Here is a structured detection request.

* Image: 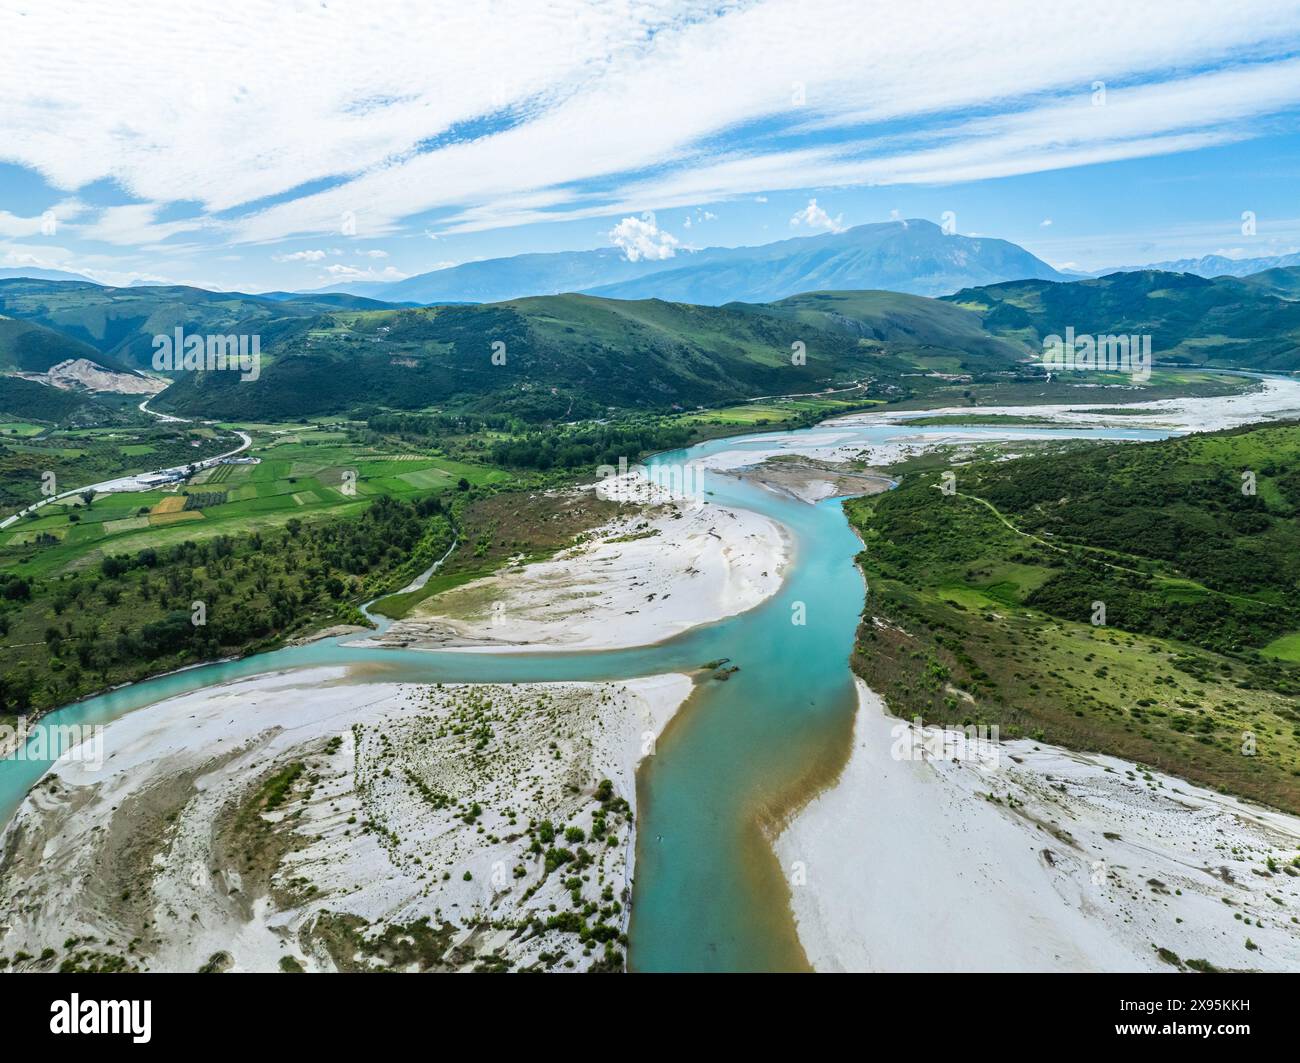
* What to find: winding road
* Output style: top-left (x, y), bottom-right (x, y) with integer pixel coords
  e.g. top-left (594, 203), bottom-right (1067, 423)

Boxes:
top-left (0, 399), bottom-right (252, 530)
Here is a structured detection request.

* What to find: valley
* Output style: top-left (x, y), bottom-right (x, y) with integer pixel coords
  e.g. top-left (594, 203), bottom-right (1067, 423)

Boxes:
top-left (0, 248), bottom-right (1298, 979)
top-left (3, 378), bottom-right (1300, 975)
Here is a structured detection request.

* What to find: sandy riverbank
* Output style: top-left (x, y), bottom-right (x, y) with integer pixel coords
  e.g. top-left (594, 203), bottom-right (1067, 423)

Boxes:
top-left (364, 474), bottom-right (790, 653)
top-left (0, 665), bottom-right (692, 973)
top-left (776, 680), bottom-right (1300, 972)
top-left (721, 457), bottom-right (894, 504)
top-left (868, 374), bottom-right (1300, 434)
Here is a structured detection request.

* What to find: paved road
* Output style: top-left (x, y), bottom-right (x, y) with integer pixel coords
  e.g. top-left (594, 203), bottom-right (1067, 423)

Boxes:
top-left (0, 410), bottom-right (252, 530)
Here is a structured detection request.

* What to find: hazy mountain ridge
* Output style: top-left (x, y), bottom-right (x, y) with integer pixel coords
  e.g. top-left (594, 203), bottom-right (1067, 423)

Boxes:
top-left (318, 219), bottom-right (1063, 305)
top-left (584, 220), bottom-right (1063, 302)
top-left (1090, 250), bottom-right (1300, 279)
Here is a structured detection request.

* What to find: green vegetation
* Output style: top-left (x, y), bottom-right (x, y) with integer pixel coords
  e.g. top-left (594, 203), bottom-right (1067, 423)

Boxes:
top-left (0, 375), bottom-right (117, 424)
top-left (0, 489), bottom-right (455, 715)
top-left (151, 291), bottom-right (958, 422)
top-left (0, 422), bottom-right (238, 514)
top-left (847, 420), bottom-right (1300, 813)
top-left (369, 484), bottom-right (625, 619)
top-left (0, 277), bottom-right (391, 372)
top-left (944, 268), bottom-right (1300, 373)
top-left (0, 313), bottom-right (130, 374)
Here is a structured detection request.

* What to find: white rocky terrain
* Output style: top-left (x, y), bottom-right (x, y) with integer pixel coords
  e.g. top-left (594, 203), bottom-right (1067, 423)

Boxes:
top-left (0, 667), bottom-right (692, 973)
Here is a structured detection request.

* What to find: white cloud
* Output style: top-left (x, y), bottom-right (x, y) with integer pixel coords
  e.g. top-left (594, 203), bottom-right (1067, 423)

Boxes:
top-left (361, 249), bottom-right (389, 258)
top-left (76, 203), bottom-right (210, 246)
top-left (0, 211), bottom-right (51, 239)
top-left (1040, 218), bottom-right (1053, 227)
top-left (0, 199), bottom-right (87, 238)
top-left (790, 198), bottom-right (844, 233)
top-left (608, 214), bottom-right (679, 261)
top-left (273, 249), bottom-right (328, 262)
top-left (0, 241), bottom-right (191, 286)
top-left (2, 0), bottom-right (1300, 254)
top-left (322, 263), bottom-right (409, 281)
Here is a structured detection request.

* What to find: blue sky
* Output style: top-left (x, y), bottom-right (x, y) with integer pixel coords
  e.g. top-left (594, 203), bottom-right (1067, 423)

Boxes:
top-left (2, 1), bottom-right (1300, 291)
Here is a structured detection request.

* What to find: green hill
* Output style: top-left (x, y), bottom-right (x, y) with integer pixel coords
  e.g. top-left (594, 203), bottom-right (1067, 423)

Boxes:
top-left (0, 279), bottom-right (392, 373)
top-left (848, 419), bottom-right (1300, 813)
top-left (0, 375), bottom-right (102, 423)
top-left (151, 290), bottom-right (1016, 421)
top-left (0, 315), bottom-right (133, 375)
top-left (943, 269), bottom-right (1300, 373)
top-left (6, 270), bottom-right (1299, 424)
top-left (1234, 265), bottom-right (1300, 301)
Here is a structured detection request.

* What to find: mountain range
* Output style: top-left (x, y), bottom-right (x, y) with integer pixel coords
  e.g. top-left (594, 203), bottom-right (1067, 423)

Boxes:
top-left (1092, 251), bottom-right (1300, 279)
top-left (0, 279), bottom-right (395, 374)
top-left (0, 267), bottom-right (98, 284)
top-left (321, 219), bottom-right (1065, 305)
top-left (5, 247), bottom-right (1300, 428)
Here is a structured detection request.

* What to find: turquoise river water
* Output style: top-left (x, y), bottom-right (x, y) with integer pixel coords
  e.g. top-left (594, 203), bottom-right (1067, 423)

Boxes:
top-left (0, 421), bottom-right (1168, 971)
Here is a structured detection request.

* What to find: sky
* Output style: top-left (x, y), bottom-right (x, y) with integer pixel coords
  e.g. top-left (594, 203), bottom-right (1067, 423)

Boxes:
top-left (2, 0), bottom-right (1300, 292)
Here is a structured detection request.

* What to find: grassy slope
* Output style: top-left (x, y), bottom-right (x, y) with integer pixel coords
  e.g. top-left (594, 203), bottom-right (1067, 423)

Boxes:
top-left (0, 316), bottom-right (133, 374)
top-left (846, 421), bottom-right (1300, 814)
top-left (943, 269), bottom-right (1300, 373)
top-left (4, 273), bottom-right (1282, 425)
top-left (152, 291), bottom-right (952, 421)
top-left (0, 278), bottom-right (387, 372)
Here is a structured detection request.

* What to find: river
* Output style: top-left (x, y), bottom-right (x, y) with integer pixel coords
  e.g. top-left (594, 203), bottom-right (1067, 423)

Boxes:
top-left (0, 419), bottom-right (1195, 971)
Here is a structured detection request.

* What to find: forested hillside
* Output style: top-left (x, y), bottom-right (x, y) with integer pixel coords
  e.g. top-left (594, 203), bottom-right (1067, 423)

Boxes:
top-left (848, 420), bottom-right (1300, 812)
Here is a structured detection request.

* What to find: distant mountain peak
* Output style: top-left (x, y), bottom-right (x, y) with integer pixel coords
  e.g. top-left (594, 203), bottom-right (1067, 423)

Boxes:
top-left (345, 218), bottom-right (1060, 306)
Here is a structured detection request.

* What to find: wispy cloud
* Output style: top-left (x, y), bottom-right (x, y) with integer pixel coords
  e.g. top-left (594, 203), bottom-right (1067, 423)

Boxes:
top-left (274, 249), bottom-right (328, 262)
top-left (2, 0), bottom-right (1300, 270)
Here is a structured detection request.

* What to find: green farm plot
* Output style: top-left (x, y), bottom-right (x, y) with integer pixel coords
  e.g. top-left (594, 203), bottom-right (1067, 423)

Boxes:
top-left (935, 562), bottom-right (1052, 613)
top-left (674, 396), bottom-right (878, 427)
top-left (936, 585), bottom-right (1000, 610)
top-left (397, 467), bottom-right (452, 489)
top-left (103, 516), bottom-right (151, 534)
top-left (0, 422), bottom-right (46, 437)
top-left (65, 522), bottom-right (108, 544)
top-left (1262, 632), bottom-right (1300, 662)
top-left (203, 464), bottom-right (236, 484)
top-left (0, 418), bottom-right (511, 588)
top-left (8, 525), bottom-right (67, 546)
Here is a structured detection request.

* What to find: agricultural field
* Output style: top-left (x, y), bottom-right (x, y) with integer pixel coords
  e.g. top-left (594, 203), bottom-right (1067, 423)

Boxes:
top-left (0, 418), bottom-right (532, 713)
top-left (0, 422), bottom-right (45, 438)
top-left (1, 422), bottom-right (513, 581)
top-left (0, 421), bottom-right (239, 518)
top-left (670, 393), bottom-right (882, 428)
